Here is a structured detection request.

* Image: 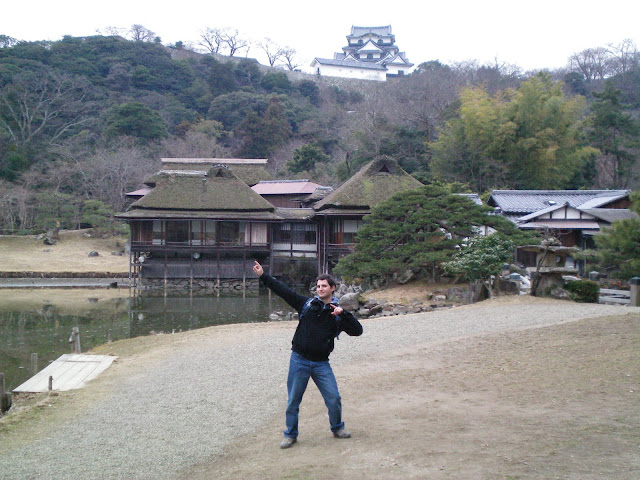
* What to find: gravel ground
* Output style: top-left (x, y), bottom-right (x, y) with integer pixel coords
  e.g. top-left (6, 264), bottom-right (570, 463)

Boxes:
top-left (1, 297), bottom-right (638, 480)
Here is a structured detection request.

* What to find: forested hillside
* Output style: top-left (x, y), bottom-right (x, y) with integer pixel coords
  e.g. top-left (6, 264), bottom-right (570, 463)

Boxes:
top-left (0, 33), bottom-right (639, 233)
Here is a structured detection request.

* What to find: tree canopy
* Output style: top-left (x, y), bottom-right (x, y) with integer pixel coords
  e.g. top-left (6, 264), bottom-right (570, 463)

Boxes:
top-left (594, 191), bottom-right (640, 279)
top-left (430, 73), bottom-right (598, 191)
top-left (333, 184), bottom-right (532, 283)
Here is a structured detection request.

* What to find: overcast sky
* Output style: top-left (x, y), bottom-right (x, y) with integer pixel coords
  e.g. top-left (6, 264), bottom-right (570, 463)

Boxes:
top-left (3, 0), bottom-right (639, 73)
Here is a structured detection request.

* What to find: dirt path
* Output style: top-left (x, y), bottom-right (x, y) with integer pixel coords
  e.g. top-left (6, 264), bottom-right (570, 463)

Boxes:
top-left (185, 314), bottom-right (640, 480)
top-left (1, 298), bottom-right (639, 480)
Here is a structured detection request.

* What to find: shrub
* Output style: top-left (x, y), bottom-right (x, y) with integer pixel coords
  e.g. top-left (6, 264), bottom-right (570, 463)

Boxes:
top-left (565, 279), bottom-right (600, 303)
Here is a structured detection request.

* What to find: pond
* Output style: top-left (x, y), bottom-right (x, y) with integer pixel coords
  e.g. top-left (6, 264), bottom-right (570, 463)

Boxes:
top-left (0, 289), bottom-right (293, 392)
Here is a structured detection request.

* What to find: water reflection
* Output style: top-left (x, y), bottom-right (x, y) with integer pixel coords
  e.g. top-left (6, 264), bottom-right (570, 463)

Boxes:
top-left (0, 289), bottom-right (292, 392)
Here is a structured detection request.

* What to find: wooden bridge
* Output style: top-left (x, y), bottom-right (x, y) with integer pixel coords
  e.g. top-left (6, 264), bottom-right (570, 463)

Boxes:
top-left (12, 354), bottom-right (117, 393)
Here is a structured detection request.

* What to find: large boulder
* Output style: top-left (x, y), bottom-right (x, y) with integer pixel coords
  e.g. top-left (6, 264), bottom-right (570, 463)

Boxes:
top-left (338, 292), bottom-right (363, 310)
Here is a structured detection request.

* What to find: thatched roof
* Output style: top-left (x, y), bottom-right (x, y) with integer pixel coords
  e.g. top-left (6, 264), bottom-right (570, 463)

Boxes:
top-left (144, 158), bottom-right (273, 187)
top-left (118, 166), bottom-right (278, 220)
top-left (314, 158), bottom-right (423, 213)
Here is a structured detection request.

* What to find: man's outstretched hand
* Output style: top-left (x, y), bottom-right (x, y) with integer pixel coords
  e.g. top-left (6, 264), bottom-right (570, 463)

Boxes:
top-left (252, 260), bottom-right (264, 276)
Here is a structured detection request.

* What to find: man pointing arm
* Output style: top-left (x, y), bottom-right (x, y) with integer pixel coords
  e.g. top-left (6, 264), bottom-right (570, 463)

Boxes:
top-left (252, 260), bottom-right (362, 449)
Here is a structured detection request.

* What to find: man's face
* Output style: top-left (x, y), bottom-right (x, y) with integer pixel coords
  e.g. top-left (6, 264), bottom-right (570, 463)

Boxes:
top-left (316, 279), bottom-right (335, 302)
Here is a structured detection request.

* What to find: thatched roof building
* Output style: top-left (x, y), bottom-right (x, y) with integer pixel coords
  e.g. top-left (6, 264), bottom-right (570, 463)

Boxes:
top-left (314, 158), bottom-right (423, 215)
top-left (142, 158), bottom-right (273, 188)
top-left (118, 165), bottom-right (279, 221)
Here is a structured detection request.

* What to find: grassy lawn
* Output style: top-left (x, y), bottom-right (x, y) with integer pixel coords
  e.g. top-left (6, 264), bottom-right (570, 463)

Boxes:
top-left (0, 230), bottom-right (129, 274)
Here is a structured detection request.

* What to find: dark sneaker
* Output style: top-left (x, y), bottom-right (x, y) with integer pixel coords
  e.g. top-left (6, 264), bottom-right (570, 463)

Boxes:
top-left (333, 429), bottom-right (351, 439)
top-left (280, 437), bottom-right (297, 449)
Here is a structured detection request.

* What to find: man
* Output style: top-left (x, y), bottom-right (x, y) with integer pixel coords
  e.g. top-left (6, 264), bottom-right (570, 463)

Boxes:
top-left (252, 260), bottom-right (363, 449)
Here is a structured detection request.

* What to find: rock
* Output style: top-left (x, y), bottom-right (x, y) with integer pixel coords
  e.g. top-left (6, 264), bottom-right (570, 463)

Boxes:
top-left (269, 313), bottom-right (280, 321)
top-left (357, 308), bottom-right (371, 317)
top-left (395, 269), bottom-right (415, 285)
top-left (338, 292), bottom-right (362, 310)
top-left (393, 305), bottom-right (408, 315)
top-left (363, 298), bottom-right (380, 308)
top-left (549, 287), bottom-right (570, 300)
top-left (43, 237), bottom-right (57, 245)
top-left (433, 294), bottom-right (447, 302)
top-left (365, 303), bottom-right (383, 315)
top-left (88, 251), bottom-right (99, 257)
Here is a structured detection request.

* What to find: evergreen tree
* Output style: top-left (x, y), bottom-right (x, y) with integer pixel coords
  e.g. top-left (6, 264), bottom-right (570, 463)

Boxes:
top-left (334, 185), bottom-right (531, 283)
top-left (594, 191), bottom-right (640, 279)
top-left (588, 80), bottom-right (640, 188)
top-left (287, 143), bottom-right (329, 172)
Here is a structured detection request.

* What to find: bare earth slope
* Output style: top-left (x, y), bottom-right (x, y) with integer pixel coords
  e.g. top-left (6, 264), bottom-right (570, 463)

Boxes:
top-left (1, 297), bottom-right (638, 480)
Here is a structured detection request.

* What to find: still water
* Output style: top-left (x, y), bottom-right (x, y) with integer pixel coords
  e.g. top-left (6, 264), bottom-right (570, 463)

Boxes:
top-left (0, 289), bottom-right (293, 392)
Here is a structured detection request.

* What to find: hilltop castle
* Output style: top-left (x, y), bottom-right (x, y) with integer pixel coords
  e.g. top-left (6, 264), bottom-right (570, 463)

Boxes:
top-left (311, 25), bottom-right (414, 81)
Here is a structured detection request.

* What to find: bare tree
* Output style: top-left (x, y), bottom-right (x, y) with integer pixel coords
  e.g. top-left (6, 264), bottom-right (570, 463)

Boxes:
top-left (259, 38), bottom-right (285, 67)
top-left (568, 47), bottom-right (614, 81)
top-left (128, 24), bottom-right (156, 43)
top-left (280, 47), bottom-right (299, 71)
top-left (161, 130), bottom-right (230, 160)
top-left (199, 27), bottom-right (227, 54)
top-left (607, 39), bottom-right (640, 79)
top-left (222, 29), bottom-right (249, 57)
top-left (0, 71), bottom-right (94, 148)
top-left (97, 26), bottom-right (126, 37)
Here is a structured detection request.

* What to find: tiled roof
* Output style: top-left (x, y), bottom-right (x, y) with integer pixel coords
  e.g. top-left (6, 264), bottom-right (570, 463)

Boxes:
top-left (582, 208), bottom-right (638, 223)
top-left (349, 26), bottom-right (393, 37)
top-left (312, 57), bottom-right (387, 70)
top-left (518, 220), bottom-right (601, 230)
top-left (489, 190), bottom-right (630, 214)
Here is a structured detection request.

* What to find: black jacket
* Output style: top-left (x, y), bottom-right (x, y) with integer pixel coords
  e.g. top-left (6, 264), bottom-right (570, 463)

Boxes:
top-left (260, 274), bottom-right (363, 361)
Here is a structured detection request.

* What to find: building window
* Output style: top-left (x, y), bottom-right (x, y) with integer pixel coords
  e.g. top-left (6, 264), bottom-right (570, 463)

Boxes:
top-left (275, 223), bottom-right (316, 245)
top-left (330, 219), bottom-right (363, 245)
top-left (166, 220), bottom-right (189, 244)
top-left (152, 220), bottom-right (164, 245)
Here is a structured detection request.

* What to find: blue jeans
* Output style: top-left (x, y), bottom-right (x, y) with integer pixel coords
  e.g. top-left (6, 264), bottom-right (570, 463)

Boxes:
top-left (284, 351), bottom-right (344, 438)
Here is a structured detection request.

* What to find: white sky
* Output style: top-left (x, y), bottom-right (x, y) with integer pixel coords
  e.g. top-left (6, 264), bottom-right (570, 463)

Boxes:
top-left (3, 0), bottom-right (639, 73)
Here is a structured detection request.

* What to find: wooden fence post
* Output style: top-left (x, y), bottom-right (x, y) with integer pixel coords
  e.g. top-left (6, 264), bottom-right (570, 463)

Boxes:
top-left (0, 373), bottom-right (11, 412)
top-left (69, 327), bottom-right (81, 354)
top-left (630, 277), bottom-right (640, 307)
top-left (30, 353), bottom-right (38, 376)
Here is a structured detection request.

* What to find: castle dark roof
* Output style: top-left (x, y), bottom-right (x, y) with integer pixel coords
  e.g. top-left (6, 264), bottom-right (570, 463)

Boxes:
top-left (348, 26), bottom-right (394, 38)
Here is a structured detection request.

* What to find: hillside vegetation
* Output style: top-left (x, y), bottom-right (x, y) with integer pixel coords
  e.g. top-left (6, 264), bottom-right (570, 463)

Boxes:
top-left (0, 34), bottom-right (639, 234)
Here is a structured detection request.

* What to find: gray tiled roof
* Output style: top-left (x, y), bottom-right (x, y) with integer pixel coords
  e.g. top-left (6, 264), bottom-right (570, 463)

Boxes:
top-left (312, 57), bottom-right (387, 70)
top-left (489, 190), bottom-right (630, 214)
top-left (582, 208), bottom-right (638, 223)
top-left (349, 26), bottom-right (393, 37)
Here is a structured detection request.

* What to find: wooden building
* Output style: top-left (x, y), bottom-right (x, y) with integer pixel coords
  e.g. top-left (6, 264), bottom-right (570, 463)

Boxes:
top-left (313, 158), bottom-right (423, 272)
top-left (117, 163), bottom-right (280, 290)
top-left (118, 157), bottom-right (426, 288)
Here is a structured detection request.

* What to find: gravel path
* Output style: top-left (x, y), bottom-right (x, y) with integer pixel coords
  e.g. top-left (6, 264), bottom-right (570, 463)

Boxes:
top-left (1, 299), bottom-right (638, 480)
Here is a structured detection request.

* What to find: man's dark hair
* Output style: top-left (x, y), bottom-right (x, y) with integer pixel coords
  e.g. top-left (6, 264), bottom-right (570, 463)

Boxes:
top-left (316, 273), bottom-right (336, 288)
